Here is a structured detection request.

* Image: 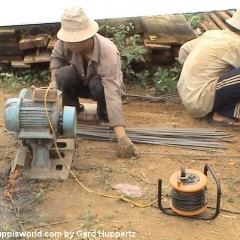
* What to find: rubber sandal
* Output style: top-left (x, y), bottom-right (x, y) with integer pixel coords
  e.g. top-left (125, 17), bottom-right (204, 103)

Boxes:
top-left (98, 118), bottom-right (109, 126)
top-left (209, 117), bottom-right (240, 129)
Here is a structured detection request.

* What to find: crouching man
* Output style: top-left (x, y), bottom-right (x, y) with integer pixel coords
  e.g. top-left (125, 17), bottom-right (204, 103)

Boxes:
top-left (50, 6), bottom-right (139, 158)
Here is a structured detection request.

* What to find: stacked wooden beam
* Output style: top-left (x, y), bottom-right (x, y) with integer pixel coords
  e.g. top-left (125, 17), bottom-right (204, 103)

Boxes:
top-left (141, 14), bottom-right (198, 64)
top-left (0, 10), bottom-right (236, 69)
top-left (197, 9), bottom-right (235, 34)
top-left (0, 23), bottom-right (59, 68)
top-left (0, 27), bottom-right (23, 65)
top-left (19, 34), bottom-right (51, 66)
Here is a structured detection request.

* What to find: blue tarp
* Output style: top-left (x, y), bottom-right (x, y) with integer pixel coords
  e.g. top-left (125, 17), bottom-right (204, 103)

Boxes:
top-left (0, 0), bottom-right (239, 27)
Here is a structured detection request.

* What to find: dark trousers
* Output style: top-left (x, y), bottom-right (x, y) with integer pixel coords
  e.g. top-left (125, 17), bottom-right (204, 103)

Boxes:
top-left (55, 65), bottom-right (108, 121)
top-left (212, 67), bottom-right (240, 118)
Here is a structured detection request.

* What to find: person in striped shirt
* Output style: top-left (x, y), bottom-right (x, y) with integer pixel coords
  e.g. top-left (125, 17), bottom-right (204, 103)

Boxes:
top-left (177, 9), bottom-right (240, 127)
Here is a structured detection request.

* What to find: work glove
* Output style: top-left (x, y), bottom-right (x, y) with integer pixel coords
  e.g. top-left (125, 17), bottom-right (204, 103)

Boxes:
top-left (116, 136), bottom-right (139, 159)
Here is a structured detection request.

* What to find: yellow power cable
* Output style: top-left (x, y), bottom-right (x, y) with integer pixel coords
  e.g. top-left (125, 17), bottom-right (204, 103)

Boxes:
top-left (44, 86), bottom-right (167, 208)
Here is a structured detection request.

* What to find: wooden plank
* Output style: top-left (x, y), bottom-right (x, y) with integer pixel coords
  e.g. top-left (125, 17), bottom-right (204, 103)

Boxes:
top-left (141, 14), bottom-right (197, 46)
top-left (195, 28), bottom-right (203, 36)
top-left (217, 11), bottom-right (232, 20)
top-left (19, 34), bottom-right (49, 50)
top-left (11, 61), bottom-right (31, 68)
top-left (0, 42), bottom-right (23, 55)
top-left (24, 48), bottom-right (51, 63)
top-left (209, 12), bottom-right (227, 29)
top-left (47, 38), bottom-right (58, 50)
top-left (200, 21), bottom-right (210, 31)
top-left (0, 28), bottom-right (15, 35)
top-left (0, 37), bottom-right (18, 41)
top-left (143, 39), bottom-right (171, 49)
top-left (0, 28), bottom-right (18, 41)
top-left (0, 55), bottom-right (22, 61)
top-left (205, 16), bottom-right (220, 30)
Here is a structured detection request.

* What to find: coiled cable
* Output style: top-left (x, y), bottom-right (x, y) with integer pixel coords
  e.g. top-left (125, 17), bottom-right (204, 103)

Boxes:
top-left (171, 188), bottom-right (208, 211)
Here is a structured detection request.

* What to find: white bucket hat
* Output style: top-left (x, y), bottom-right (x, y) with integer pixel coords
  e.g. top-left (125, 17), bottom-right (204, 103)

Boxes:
top-left (57, 6), bottom-right (99, 42)
top-left (226, 9), bottom-right (240, 31)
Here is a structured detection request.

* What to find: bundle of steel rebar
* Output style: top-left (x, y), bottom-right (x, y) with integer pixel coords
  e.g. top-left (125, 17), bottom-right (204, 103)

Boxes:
top-left (76, 125), bottom-right (235, 151)
top-left (122, 93), bottom-right (182, 103)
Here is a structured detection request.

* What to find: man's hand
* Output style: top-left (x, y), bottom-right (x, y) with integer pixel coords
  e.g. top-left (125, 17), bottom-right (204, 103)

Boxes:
top-left (116, 136), bottom-right (139, 158)
top-left (49, 81), bottom-right (58, 89)
top-left (49, 82), bottom-right (62, 96)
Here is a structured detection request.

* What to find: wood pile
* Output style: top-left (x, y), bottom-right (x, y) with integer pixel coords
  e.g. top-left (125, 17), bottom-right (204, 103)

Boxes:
top-left (0, 10), bottom-right (236, 69)
top-left (196, 9), bottom-right (235, 35)
top-left (0, 28), bottom-right (23, 65)
top-left (0, 23), bottom-right (59, 68)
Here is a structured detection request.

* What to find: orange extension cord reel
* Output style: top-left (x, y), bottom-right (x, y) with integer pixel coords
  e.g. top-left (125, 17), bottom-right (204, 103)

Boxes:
top-left (158, 164), bottom-right (221, 220)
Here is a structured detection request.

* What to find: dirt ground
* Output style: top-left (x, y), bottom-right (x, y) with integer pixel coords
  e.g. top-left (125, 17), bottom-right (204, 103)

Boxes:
top-left (0, 86), bottom-right (240, 240)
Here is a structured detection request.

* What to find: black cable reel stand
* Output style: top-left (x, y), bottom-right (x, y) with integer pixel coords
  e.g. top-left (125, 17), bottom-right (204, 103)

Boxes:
top-left (158, 164), bottom-right (221, 220)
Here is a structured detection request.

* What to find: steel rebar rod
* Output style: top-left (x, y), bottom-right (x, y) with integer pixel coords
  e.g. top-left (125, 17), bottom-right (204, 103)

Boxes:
top-left (76, 125), bottom-right (233, 150)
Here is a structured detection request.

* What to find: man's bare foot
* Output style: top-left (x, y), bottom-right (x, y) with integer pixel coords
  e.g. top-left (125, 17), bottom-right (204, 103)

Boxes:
top-left (98, 121), bottom-right (109, 126)
top-left (211, 112), bottom-right (240, 127)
